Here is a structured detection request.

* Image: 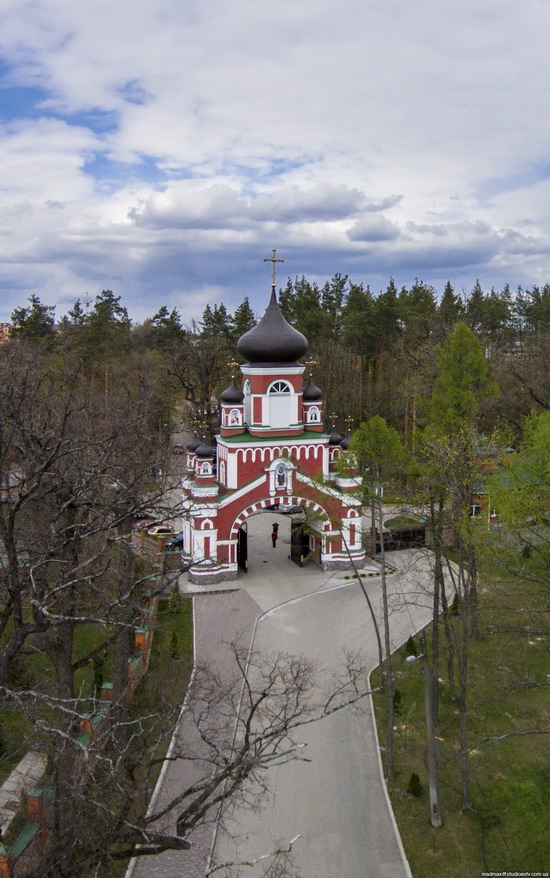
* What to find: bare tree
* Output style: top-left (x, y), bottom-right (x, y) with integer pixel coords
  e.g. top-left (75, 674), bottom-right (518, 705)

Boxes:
top-left (2, 643), bottom-right (375, 876)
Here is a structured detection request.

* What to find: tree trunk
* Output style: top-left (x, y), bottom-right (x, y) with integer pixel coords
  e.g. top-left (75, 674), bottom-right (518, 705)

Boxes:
top-left (52, 616), bottom-right (77, 860)
top-left (429, 490), bottom-right (442, 723)
top-left (370, 495), bottom-right (377, 556)
top-left (458, 552), bottom-right (471, 810)
top-left (378, 487), bottom-right (394, 780)
top-left (467, 547), bottom-right (479, 639)
top-left (419, 631), bottom-right (442, 827)
top-left (111, 515), bottom-right (135, 749)
top-left (440, 575), bottom-right (457, 701)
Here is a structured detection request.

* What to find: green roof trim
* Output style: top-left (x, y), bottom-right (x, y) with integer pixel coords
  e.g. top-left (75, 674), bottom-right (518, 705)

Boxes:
top-left (218, 430), bottom-right (329, 445)
top-left (9, 822), bottom-right (40, 858)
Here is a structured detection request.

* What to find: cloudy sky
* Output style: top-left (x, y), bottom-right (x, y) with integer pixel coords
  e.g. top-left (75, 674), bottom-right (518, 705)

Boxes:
top-left (1, 0), bottom-right (550, 324)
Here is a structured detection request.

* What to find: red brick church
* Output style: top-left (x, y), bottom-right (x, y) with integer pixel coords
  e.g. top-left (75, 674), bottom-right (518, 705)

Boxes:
top-left (182, 269), bottom-right (365, 584)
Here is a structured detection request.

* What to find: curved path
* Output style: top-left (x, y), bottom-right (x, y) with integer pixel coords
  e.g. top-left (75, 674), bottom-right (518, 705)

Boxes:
top-left (129, 513), bottom-right (435, 877)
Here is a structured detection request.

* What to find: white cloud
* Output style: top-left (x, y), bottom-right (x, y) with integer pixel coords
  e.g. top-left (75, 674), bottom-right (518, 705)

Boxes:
top-left (1, 0), bottom-right (550, 321)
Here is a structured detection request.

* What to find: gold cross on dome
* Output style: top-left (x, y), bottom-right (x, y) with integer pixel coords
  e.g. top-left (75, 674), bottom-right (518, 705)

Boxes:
top-left (305, 356), bottom-right (317, 375)
top-left (263, 248), bottom-right (284, 288)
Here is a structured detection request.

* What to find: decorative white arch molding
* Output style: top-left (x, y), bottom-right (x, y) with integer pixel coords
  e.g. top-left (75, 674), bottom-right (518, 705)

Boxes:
top-left (238, 446), bottom-right (275, 464)
top-left (346, 508), bottom-right (360, 518)
top-left (235, 445), bottom-right (323, 465)
top-left (268, 379), bottom-right (292, 394)
top-left (201, 519), bottom-right (214, 529)
top-left (230, 496), bottom-right (330, 538)
top-left (228, 408), bottom-right (242, 426)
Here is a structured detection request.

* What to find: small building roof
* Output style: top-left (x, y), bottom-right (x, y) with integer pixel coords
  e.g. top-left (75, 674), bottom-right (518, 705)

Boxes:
top-left (220, 380), bottom-right (245, 403)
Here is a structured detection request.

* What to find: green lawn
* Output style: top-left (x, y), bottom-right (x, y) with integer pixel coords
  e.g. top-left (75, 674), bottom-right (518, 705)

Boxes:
top-left (110, 592), bottom-right (194, 877)
top-left (373, 567), bottom-right (550, 877)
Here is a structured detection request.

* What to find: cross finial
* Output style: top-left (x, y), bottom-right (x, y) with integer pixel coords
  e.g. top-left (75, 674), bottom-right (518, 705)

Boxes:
top-left (263, 248), bottom-right (284, 289)
top-left (305, 356), bottom-right (317, 376)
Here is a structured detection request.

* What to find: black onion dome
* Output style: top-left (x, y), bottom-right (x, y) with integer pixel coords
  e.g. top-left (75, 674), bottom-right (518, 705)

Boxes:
top-left (195, 442), bottom-right (214, 459)
top-left (340, 435), bottom-right (350, 449)
top-left (186, 436), bottom-right (201, 452)
top-left (237, 288), bottom-right (308, 365)
top-left (329, 429), bottom-right (343, 445)
top-left (220, 380), bottom-right (244, 404)
top-left (302, 377), bottom-right (322, 401)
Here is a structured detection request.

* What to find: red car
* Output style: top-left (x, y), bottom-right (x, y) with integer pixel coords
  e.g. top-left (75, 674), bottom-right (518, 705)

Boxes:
top-left (132, 513), bottom-right (158, 531)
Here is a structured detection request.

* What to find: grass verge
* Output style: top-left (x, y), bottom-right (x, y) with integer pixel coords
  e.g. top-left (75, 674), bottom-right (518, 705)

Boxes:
top-left (373, 566), bottom-right (550, 877)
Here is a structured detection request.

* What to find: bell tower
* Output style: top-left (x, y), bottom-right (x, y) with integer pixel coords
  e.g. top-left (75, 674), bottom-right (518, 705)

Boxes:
top-left (181, 252), bottom-right (365, 585)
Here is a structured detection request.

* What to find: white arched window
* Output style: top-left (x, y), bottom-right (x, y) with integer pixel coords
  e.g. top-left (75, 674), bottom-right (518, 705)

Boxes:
top-left (269, 381), bottom-right (291, 395)
top-left (308, 405), bottom-right (320, 423)
top-left (268, 380), bottom-right (294, 428)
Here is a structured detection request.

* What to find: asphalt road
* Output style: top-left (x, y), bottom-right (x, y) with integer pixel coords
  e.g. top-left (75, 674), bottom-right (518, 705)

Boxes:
top-left (210, 515), bottom-right (435, 878)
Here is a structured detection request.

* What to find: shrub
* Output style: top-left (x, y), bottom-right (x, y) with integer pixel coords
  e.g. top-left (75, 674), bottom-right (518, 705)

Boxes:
top-left (407, 772), bottom-right (423, 797)
top-left (168, 590), bottom-right (183, 615)
top-left (169, 630), bottom-right (180, 658)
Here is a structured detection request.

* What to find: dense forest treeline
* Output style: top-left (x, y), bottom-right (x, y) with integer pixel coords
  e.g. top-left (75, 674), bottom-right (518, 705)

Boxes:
top-left (9, 275), bottom-right (550, 442)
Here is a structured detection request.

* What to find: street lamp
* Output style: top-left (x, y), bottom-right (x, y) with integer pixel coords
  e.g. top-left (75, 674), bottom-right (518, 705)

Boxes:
top-left (406, 631), bottom-right (443, 828)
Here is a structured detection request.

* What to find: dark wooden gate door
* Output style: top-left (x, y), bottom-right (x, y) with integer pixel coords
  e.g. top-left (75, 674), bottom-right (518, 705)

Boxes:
top-left (290, 517), bottom-right (310, 566)
top-left (237, 524), bottom-right (248, 572)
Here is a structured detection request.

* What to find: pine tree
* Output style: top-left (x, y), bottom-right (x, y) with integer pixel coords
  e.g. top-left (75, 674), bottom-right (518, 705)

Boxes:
top-left (438, 280), bottom-right (464, 330)
top-left (11, 294), bottom-right (56, 346)
top-left (429, 322), bottom-right (491, 435)
top-left (232, 297), bottom-right (256, 342)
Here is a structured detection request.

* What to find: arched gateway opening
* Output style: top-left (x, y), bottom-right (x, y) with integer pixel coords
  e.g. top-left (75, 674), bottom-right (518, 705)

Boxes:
top-left (232, 497), bottom-right (328, 575)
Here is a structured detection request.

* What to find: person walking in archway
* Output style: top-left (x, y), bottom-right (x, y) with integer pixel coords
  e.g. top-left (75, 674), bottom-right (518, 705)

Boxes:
top-left (271, 526), bottom-right (278, 548)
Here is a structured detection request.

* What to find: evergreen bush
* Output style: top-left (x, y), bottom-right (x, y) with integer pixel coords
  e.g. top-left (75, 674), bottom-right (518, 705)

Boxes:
top-left (407, 772), bottom-right (423, 797)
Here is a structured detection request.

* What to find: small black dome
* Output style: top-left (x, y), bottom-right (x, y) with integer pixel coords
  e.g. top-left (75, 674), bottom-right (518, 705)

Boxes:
top-left (195, 442), bottom-right (214, 459)
top-left (340, 435), bottom-right (350, 449)
top-left (186, 436), bottom-right (201, 452)
top-left (220, 380), bottom-right (244, 404)
top-left (303, 377), bottom-right (322, 401)
top-left (329, 429), bottom-right (343, 445)
top-left (237, 288), bottom-right (308, 365)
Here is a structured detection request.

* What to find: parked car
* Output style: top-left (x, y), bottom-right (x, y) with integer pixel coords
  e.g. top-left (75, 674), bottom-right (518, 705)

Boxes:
top-left (132, 513), bottom-right (158, 531)
top-left (165, 532), bottom-right (184, 551)
top-left (147, 524), bottom-right (176, 539)
top-left (172, 444), bottom-right (185, 455)
top-left (267, 504), bottom-right (303, 514)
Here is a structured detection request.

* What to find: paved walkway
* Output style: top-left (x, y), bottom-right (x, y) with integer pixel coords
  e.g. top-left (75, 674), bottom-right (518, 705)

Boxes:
top-left (0, 752), bottom-right (47, 833)
top-left (128, 513), bottom-right (435, 877)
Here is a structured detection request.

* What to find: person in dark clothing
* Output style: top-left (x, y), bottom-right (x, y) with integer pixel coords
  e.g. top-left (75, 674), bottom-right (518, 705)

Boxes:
top-left (271, 528), bottom-right (278, 548)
